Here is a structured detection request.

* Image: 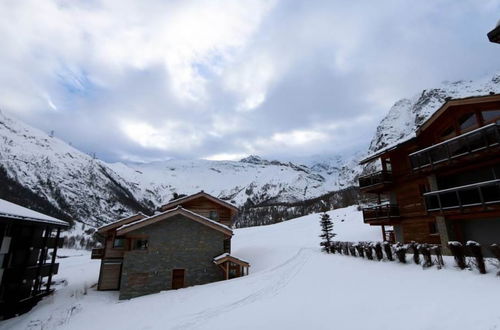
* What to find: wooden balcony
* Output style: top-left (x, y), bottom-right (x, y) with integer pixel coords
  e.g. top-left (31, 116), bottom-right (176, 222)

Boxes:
top-left (358, 170), bottom-right (393, 193)
top-left (91, 248), bottom-right (104, 259)
top-left (3, 263), bottom-right (59, 281)
top-left (409, 123), bottom-right (500, 172)
top-left (362, 204), bottom-right (400, 224)
top-left (424, 179), bottom-right (500, 213)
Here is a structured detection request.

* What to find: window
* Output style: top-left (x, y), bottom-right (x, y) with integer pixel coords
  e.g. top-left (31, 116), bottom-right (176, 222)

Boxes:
top-left (209, 210), bottom-right (219, 221)
top-left (458, 113), bottom-right (478, 132)
top-left (113, 237), bottom-right (125, 249)
top-left (481, 109), bottom-right (500, 122)
top-left (134, 239), bottom-right (148, 250)
top-left (223, 238), bottom-right (231, 253)
top-left (428, 222), bottom-right (438, 235)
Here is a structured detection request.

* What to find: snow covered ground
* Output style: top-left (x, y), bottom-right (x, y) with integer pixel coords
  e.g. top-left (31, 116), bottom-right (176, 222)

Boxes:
top-left (2, 206), bottom-right (500, 330)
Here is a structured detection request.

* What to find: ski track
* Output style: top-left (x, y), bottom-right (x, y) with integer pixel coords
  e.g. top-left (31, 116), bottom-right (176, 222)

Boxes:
top-left (171, 248), bottom-right (314, 330)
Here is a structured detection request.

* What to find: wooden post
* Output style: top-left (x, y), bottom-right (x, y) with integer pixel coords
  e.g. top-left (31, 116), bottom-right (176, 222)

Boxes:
top-left (381, 225), bottom-right (386, 241)
top-left (46, 228), bottom-right (60, 292)
top-left (225, 262), bottom-right (229, 280)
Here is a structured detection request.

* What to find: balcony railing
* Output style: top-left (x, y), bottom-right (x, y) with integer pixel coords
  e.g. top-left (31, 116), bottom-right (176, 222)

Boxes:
top-left (424, 179), bottom-right (500, 212)
top-left (358, 170), bottom-right (393, 191)
top-left (91, 248), bottom-right (104, 259)
top-left (409, 123), bottom-right (500, 171)
top-left (362, 204), bottom-right (400, 222)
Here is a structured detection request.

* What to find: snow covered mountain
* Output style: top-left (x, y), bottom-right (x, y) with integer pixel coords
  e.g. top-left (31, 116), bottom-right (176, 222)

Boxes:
top-left (0, 110), bottom-right (359, 229)
top-left (368, 72), bottom-right (500, 153)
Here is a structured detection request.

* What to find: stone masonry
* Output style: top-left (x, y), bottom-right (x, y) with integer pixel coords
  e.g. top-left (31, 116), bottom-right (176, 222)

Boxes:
top-left (119, 214), bottom-right (227, 299)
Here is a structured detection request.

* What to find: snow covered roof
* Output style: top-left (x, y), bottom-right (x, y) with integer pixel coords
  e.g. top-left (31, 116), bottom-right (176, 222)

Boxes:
top-left (160, 191), bottom-right (239, 213)
top-left (213, 253), bottom-right (250, 267)
top-left (116, 206), bottom-right (233, 236)
top-left (359, 133), bottom-right (416, 164)
top-left (96, 212), bottom-right (147, 234)
top-left (0, 198), bottom-right (69, 227)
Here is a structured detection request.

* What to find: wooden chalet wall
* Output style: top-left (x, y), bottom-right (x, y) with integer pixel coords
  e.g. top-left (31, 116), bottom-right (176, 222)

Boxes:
top-left (163, 197), bottom-right (233, 226)
top-left (360, 94), bottom-right (500, 247)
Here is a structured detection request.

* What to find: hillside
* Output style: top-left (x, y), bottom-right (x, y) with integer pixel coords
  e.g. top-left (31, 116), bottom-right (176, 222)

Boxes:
top-left (367, 73), bottom-right (500, 154)
top-left (0, 110), bottom-right (359, 230)
top-left (2, 206), bottom-right (499, 330)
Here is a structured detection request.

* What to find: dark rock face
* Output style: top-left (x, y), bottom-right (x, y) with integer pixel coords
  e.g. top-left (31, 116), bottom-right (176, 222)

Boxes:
top-left (119, 214), bottom-right (226, 299)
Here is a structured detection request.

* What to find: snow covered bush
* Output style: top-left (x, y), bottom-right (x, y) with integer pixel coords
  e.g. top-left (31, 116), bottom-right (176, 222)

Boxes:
top-left (490, 244), bottom-right (500, 276)
top-left (448, 241), bottom-right (466, 270)
top-left (466, 241), bottom-right (486, 274)
top-left (431, 245), bottom-right (444, 269)
top-left (408, 242), bottom-right (420, 265)
top-left (394, 243), bottom-right (407, 263)
top-left (419, 244), bottom-right (433, 268)
top-left (382, 241), bottom-right (393, 261)
top-left (354, 244), bottom-right (365, 258)
top-left (373, 242), bottom-right (383, 261)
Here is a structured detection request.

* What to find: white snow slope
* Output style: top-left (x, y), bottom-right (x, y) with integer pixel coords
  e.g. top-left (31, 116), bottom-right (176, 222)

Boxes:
top-left (2, 206), bottom-right (499, 330)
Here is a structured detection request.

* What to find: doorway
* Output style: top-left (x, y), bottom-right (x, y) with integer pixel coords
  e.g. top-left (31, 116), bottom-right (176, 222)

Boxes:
top-left (171, 269), bottom-right (185, 289)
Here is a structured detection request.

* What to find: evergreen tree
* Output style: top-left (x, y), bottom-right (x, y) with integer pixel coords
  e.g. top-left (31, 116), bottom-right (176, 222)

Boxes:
top-left (319, 212), bottom-right (335, 253)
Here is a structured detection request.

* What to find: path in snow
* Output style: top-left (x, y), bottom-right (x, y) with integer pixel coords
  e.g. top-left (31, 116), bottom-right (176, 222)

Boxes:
top-left (1, 206), bottom-right (500, 330)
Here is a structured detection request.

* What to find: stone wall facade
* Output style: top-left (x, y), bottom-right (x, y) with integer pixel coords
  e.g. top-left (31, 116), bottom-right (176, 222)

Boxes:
top-left (119, 214), bottom-right (227, 299)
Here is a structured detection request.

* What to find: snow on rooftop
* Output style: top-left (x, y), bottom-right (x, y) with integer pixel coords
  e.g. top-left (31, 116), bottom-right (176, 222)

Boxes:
top-left (0, 198), bottom-right (68, 226)
top-left (116, 206), bottom-right (232, 233)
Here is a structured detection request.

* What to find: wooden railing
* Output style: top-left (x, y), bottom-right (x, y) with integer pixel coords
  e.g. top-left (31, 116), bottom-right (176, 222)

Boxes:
top-left (3, 263), bottom-right (59, 281)
top-left (362, 204), bottom-right (400, 222)
top-left (424, 179), bottom-right (500, 212)
top-left (358, 170), bottom-right (392, 190)
top-left (409, 123), bottom-right (500, 171)
top-left (91, 248), bottom-right (104, 259)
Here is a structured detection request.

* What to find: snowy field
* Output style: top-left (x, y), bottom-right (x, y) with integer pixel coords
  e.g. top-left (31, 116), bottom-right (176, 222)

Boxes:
top-left (1, 206), bottom-right (500, 330)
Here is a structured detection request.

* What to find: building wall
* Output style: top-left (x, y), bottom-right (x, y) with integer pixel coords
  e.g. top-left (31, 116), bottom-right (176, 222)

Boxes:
top-left (119, 214), bottom-right (226, 300)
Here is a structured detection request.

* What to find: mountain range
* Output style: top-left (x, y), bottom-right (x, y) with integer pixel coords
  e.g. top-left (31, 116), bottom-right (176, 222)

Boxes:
top-left (1, 72), bottom-right (499, 233)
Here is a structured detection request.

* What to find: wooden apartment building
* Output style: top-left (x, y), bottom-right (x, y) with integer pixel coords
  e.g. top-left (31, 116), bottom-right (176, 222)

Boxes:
top-left (93, 191), bottom-right (249, 300)
top-left (358, 94), bottom-right (500, 252)
top-left (0, 199), bottom-right (68, 319)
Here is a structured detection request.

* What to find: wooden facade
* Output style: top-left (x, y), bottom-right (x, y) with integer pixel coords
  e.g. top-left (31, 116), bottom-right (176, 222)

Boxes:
top-left (488, 23), bottom-right (500, 44)
top-left (0, 199), bottom-right (68, 319)
top-left (359, 94), bottom-right (500, 250)
top-left (93, 192), bottom-right (249, 299)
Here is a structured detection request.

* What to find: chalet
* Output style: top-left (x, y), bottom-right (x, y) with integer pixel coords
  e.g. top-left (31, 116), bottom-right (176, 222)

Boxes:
top-left (358, 94), bottom-right (500, 252)
top-left (0, 199), bottom-right (68, 319)
top-left (93, 191), bottom-right (249, 300)
top-left (488, 21), bottom-right (500, 44)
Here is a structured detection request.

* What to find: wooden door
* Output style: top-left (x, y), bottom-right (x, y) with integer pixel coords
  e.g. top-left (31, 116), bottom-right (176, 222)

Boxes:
top-left (99, 261), bottom-right (122, 290)
top-left (171, 269), bottom-right (185, 289)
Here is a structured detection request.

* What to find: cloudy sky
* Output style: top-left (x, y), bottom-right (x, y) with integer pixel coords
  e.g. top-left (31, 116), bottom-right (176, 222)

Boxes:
top-left (1, 0), bottom-right (499, 163)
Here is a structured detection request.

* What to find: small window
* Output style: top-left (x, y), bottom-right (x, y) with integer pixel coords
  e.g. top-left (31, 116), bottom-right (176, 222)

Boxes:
top-left (134, 239), bottom-right (148, 250)
top-left (481, 109), bottom-right (500, 122)
top-left (113, 237), bottom-right (125, 249)
top-left (429, 222), bottom-right (438, 235)
top-left (223, 238), bottom-right (231, 253)
top-left (458, 113), bottom-right (478, 132)
top-left (209, 211), bottom-right (219, 221)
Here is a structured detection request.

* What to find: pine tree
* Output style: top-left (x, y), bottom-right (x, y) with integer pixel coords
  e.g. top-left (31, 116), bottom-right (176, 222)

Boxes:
top-left (319, 212), bottom-right (335, 253)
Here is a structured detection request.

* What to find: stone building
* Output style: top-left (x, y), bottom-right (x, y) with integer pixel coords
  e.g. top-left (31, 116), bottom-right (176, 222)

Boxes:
top-left (93, 191), bottom-right (249, 299)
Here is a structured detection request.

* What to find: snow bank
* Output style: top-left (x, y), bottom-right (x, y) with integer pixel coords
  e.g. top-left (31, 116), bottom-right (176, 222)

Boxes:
top-left (1, 206), bottom-right (499, 330)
